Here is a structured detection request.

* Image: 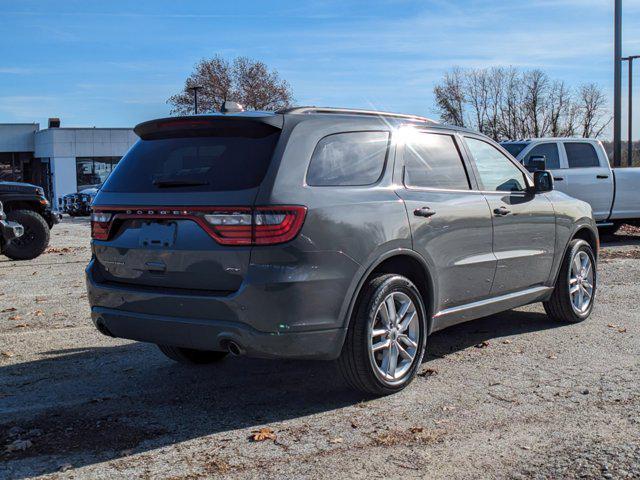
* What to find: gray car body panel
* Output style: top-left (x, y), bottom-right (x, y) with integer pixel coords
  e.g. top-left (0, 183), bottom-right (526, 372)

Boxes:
top-left (87, 111), bottom-right (597, 360)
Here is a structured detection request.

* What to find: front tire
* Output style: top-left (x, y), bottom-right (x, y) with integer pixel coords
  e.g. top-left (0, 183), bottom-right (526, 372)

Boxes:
top-left (157, 345), bottom-right (228, 364)
top-left (338, 274), bottom-right (427, 396)
top-left (3, 210), bottom-right (50, 260)
top-left (544, 239), bottom-right (596, 323)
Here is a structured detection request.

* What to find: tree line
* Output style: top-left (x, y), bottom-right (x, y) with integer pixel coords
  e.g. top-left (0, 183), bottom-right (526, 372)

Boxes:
top-left (167, 57), bottom-right (613, 145)
top-left (433, 66), bottom-right (610, 141)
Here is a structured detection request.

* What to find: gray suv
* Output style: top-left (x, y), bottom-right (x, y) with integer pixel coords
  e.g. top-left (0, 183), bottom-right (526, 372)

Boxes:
top-left (87, 107), bottom-right (598, 395)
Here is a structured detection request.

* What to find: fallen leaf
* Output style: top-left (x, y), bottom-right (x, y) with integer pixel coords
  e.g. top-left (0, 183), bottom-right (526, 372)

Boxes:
top-left (521, 445), bottom-right (531, 450)
top-left (13, 323), bottom-right (29, 328)
top-left (410, 427), bottom-right (424, 434)
top-left (329, 437), bottom-right (343, 444)
top-left (35, 297), bottom-right (47, 303)
top-left (475, 341), bottom-right (490, 349)
top-left (8, 315), bottom-right (22, 321)
top-left (250, 427), bottom-right (276, 442)
top-left (418, 368), bottom-right (438, 378)
top-left (1, 351), bottom-right (14, 358)
top-left (4, 439), bottom-right (32, 452)
top-left (502, 339), bottom-right (512, 344)
top-left (547, 354), bottom-right (558, 359)
top-left (618, 327), bottom-right (627, 333)
top-left (33, 309), bottom-right (44, 317)
top-left (1, 307), bottom-right (16, 313)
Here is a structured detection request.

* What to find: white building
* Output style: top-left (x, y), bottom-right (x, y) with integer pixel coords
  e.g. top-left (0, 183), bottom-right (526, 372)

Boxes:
top-left (0, 119), bottom-right (137, 208)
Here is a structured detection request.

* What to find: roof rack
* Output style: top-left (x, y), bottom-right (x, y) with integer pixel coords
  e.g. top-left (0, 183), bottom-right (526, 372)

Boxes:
top-left (277, 106), bottom-right (437, 124)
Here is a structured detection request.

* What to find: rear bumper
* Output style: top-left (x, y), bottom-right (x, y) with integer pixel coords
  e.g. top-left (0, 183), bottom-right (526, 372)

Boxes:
top-left (91, 307), bottom-right (344, 360)
top-left (85, 250), bottom-right (359, 360)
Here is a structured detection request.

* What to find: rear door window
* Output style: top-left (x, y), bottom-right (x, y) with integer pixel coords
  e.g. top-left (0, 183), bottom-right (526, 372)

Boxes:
top-left (403, 133), bottom-right (470, 190)
top-left (524, 143), bottom-right (561, 169)
top-left (306, 131), bottom-right (389, 186)
top-left (102, 131), bottom-right (280, 192)
top-left (564, 142), bottom-right (600, 168)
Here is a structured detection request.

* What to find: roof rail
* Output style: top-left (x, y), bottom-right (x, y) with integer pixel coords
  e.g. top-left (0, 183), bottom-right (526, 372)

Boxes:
top-left (277, 106), bottom-right (437, 124)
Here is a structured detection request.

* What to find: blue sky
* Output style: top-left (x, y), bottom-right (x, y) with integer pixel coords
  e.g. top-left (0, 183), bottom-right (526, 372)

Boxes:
top-left (1, 0), bottom-right (639, 137)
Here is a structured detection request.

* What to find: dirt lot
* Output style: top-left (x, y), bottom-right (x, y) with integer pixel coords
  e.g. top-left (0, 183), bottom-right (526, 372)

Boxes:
top-left (1, 218), bottom-right (638, 479)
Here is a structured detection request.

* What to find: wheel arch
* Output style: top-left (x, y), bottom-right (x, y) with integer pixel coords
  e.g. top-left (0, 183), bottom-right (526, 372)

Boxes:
top-left (2, 199), bottom-right (43, 214)
top-left (550, 223), bottom-right (599, 289)
top-left (341, 249), bottom-right (436, 337)
top-left (572, 225), bottom-right (598, 259)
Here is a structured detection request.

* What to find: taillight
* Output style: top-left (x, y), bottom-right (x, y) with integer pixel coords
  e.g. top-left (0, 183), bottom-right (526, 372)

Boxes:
top-left (253, 206), bottom-right (307, 245)
top-left (90, 206), bottom-right (306, 245)
top-left (91, 212), bottom-right (112, 240)
top-left (203, 206), bottom-right (307, 245)
top-left (203, 209), bottom-right (253, 245)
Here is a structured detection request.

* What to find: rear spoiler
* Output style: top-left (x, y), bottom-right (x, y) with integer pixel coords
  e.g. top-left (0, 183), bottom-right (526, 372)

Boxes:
top-left (134, 114), bottom-right (284, 140)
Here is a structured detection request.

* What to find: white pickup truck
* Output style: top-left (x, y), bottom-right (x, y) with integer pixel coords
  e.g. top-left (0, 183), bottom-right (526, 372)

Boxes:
top-left (501, 138), bottom-right (640, 233)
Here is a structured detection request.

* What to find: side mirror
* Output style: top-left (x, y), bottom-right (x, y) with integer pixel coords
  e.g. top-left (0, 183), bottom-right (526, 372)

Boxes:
top-left (533, 170), bottom-right (554, 193)
top-left (524, 155), bottom-right (546, 172)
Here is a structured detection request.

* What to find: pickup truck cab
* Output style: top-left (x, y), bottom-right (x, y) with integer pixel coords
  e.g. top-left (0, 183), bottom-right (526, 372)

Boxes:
top-left (501, 138), bottom-right (640, 232)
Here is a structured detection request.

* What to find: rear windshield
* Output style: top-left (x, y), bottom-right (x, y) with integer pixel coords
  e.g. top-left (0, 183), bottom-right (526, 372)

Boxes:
top-left (501, 142), bottom-right (528, 158)
top-left (102, 132), bottom-right (280, 192)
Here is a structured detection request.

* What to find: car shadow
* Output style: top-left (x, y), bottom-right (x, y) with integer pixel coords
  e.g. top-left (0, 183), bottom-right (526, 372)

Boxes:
top-left (600, 232), bottom-right (640, 248)
top-left (1, 308), bottom-right (561, 478)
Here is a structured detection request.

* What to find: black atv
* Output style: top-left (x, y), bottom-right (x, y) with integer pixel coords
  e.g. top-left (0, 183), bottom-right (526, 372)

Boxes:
top-left (0, 182), bottom-right (61, 260)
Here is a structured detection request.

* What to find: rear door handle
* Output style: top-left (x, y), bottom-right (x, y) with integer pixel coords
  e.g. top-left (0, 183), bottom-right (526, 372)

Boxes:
top-left (493, 206), bottom-right (511, 216)
top-left (596, 174), bottom-right (609, 179)
top-left (413, 207), bottom-right (436, 218)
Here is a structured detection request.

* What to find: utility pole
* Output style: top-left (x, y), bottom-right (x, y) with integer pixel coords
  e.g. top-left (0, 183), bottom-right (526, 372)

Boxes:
top-left (189, 86), bottom-right (203, 115)
top-left (613, 0), bottom-right (622, 167)
top-left (622, 55), bottom-right (639, 167)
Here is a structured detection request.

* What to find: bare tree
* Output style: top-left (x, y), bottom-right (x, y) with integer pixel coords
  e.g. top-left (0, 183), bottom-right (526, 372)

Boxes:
top-left (433, 67), bottom-right (466, 127)
top-left (578, 83), bottom-right (610, 138)
top-left (168, 55), bottom-right (294, 115)
top-left (433, 67), bottom-right (610, 141)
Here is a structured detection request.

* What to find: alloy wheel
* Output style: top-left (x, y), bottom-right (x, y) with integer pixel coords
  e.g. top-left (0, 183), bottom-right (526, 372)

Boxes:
top-left (569, 250), bottom-right (594, 314)
top-left (368, 291), bottom-right (420, 385)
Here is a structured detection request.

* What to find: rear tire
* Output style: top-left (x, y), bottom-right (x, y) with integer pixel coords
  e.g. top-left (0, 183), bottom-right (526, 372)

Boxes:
top-left (3, 209), bottom-right (50, 260)
top-left (543, 239), bottom-right (596, 323)
top-left (337, 274), bottom-right (427, 396)
top-left (157, 345), bottom-right (228, 364)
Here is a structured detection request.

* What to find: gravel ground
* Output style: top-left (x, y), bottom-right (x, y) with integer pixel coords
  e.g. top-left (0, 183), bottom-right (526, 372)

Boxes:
top-left (0, 218), bottom-right (638, 479)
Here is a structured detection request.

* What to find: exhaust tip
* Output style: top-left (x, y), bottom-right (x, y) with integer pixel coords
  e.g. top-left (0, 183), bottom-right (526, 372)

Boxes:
top-left (221, 339), bottom-right (245, 356)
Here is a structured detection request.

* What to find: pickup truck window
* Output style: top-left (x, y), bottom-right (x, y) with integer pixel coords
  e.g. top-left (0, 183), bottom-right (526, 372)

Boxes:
top-left (525, 143), bottom-right (560, 169)
top-left (502, 142), bottom-right (528, 158)
top-left (564, 142), bottom-right (600, 168)
top-left (403, 133), bottom-right (470, 190)
top-left (465, 137), bottom-right (526, 192)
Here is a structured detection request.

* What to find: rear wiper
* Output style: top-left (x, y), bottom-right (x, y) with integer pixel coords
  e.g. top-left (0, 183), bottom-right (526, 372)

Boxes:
top-left (152, 179), bottom-right (210, 188)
